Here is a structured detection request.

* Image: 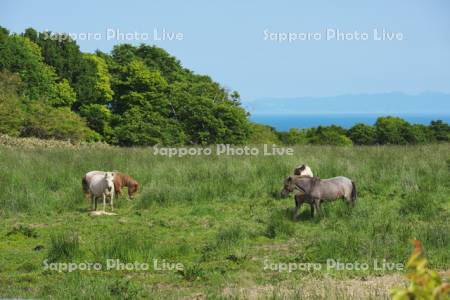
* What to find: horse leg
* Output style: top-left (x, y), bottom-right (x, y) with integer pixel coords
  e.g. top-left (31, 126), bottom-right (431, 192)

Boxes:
top-left (293, 196), bottom-right (302, 220)
top-left (314, 198), bottom-right (322, 217)
top-left (111, 193), bottom-right (114, 211)
top-left (92, 194), bottom-right (97, 210)
top-left (309, 202), bottom-right (314, 218)
top-left (103, 194), bottom-right (106, 212)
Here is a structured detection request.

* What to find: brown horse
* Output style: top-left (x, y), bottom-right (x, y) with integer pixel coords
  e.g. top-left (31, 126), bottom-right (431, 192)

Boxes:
top-left (82, 171), bottom-right (139, 199)
top-left (113, 172), bottom-right (139, 199)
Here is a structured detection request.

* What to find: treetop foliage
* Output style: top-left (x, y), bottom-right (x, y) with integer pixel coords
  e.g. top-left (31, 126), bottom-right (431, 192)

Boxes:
top-left (0, 26), bottom-right (448, 146)
top-left (0, 27), bottom-right (250, 145)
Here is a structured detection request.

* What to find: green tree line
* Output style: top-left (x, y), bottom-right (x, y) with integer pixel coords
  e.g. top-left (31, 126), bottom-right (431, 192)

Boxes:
top-left (0, 27), bottom-right (250, 145)
top-left (0, 26), bottom-right (448, 146)
top-left (253, 117), bottom-right (449, 146)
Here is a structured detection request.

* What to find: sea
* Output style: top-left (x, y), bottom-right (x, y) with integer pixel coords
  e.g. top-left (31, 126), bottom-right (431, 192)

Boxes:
top-left (249, 113), bottom-right (450, 131)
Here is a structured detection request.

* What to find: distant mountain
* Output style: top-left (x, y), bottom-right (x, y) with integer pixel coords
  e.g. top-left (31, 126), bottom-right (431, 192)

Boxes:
top-left (243, 92), bottom-right (450, 115)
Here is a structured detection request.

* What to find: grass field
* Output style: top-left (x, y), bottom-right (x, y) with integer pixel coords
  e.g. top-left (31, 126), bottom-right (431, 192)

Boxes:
top-left (0, 143), bottom-right (449, 299)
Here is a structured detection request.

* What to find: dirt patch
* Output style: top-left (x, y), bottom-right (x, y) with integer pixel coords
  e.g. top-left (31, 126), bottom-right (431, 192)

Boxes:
top-left (223, 274), bottom-right (407, 299)
top-left (89, 211), bottom-right (118, 217)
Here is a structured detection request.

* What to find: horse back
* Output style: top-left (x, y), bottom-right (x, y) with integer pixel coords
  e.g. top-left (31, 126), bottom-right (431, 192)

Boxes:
top-left (312, 176), bottom-right (352, 200)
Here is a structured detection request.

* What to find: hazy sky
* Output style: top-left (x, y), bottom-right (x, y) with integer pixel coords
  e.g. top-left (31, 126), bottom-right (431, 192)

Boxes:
top-left (1, 0), bottom-right (450, 101)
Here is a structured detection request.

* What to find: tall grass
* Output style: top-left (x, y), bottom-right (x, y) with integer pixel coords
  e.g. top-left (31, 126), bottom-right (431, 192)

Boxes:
top-left (0, 144), bottom-right (448, 298)
top-left (1, 144), bottom-right (448, 214)
top-left (47, 231), bottom-right (80, 262)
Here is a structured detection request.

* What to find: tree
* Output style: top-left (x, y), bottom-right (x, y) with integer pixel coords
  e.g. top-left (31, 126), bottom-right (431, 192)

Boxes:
top-left (23, 28), bottom-right (87, 87)
top-left (1, 27), bottom-right (253, 145)
top-left (348, 123), bottom-right (377, 145)
top-left (278, 128), bottom-right (307, 145)
top-left (403, 124), bottom-right (430, 144)
top-left (22, 101), bottom-right (99, 142)
top-left (51, 79), bottom-right (77, 107)
top-left (0, 33), bottom-right (60, 101)
top-left (79, 104), bottom-right (112, 138)
top-left (111, 106), bottom-right (185, 146)
top-left (429, 120), bottom-right (450, 142)
top-left (375, 116), bottom-right (411, 145)
top-left (73, 54), bottom-right (113, 109)
top-left (0, 71), bottom-right (24, 136)
top-left (248, 124), bottom-right (281, 144)
top-left (307, 126), bottom-right (353, 146)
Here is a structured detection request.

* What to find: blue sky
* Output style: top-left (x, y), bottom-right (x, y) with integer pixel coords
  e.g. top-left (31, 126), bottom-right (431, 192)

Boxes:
top-left (1, 0), bottom-right (450, 101)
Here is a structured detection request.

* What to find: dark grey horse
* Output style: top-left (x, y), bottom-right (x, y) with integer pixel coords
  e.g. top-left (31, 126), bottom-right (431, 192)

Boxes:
top-left (281, 175), bottom-right (357, 219)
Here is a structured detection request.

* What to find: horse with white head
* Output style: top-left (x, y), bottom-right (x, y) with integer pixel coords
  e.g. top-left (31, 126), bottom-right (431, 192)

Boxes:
top-left (89, 172), bottom-right (115, 212)
top-left (293, 164), bottom-right (313, 177)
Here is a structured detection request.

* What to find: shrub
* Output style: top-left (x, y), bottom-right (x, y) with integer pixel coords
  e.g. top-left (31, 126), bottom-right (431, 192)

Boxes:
top-left (22, 102), bottom-right (100, 142)
top-left (430, 120), bottom-right (450, 142)
top-left (0, 71), bottom-right (25, 136)
top-left (79, 103), bottom-right (112, 138)
top-left (348, 123), bottom-right (377, 145)
top-left (391, 240), bottom-right (450, 300)
top-left (307, 125), bottom-right (353, 146)
top-left (278, 128), bottom-right (308, 145)
top-left (248, 123), bottom-right (281, 144)
top-left (375, 116), bottom-right (411, 145)
top-left (403, 124), bottom-right (431, 144)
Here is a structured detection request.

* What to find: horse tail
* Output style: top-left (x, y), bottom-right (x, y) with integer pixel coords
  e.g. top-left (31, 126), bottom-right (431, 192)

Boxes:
top-left (82, 176), bottom-right (89, 195)
top-left (351, 181), bottom-right (357, 203)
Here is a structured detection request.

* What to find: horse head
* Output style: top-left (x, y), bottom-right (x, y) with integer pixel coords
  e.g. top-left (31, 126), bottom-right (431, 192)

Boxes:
top-left (104, 172), bottom-right (115, 193)
top-left (281, 176), bottom-right (295, 198)
top-left (128, 180), bottom-right (139, 199)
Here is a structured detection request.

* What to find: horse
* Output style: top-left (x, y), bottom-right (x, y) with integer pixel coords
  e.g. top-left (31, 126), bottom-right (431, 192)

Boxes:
top-left (281, 175), bottom-right (356, 219)
top-left (293, 164), bottom-right (314, 177)
top-left (89, 172), bottom-right (115, 212)
top-left (82, 171), bottom-right (139, 199)
top-left (113, 172), bottom-right (139, 199)
top-left (279, 164), bottom-right (314, 215)
top-left (82, 171), bottom-right (105, 198)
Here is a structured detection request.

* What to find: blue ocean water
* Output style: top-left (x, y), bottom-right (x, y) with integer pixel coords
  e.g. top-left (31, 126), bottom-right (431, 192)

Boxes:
top-left (250, 113), bottom-right (450, 131)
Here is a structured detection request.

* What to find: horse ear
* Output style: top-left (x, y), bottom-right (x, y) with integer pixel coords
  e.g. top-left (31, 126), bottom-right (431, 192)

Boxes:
top-left (288, 176), bottom-right (292, 182)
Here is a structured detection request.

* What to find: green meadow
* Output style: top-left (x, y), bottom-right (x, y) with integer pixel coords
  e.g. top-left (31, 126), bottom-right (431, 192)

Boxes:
top-left (0, 143), bottom-right (449, 299)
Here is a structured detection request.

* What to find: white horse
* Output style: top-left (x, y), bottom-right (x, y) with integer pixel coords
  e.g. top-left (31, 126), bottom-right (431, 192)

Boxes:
top-left (293, 164), bottom-right (313, 177)
top-left (89, 172), bottom-right (115, 212)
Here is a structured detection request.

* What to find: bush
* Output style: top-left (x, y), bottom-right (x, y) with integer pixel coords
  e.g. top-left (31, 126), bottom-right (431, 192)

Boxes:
top-left (403, 124), bottom-right (431, 144)
top-left (348, 123), bottom-right (377, 145)
top-left (248, 123), bottom-right (281, 144)
top-left (391, 240), bottom-right (450, 300)
top-left (22, 102), bottom-right (100, 142)
top-left (430, 120), bottom-right (450, 142)
top-left (375, 116), bottom-right (411, 145)
top-left (307, 125), bottom-right (353, 146)
top-left (278, 128), bottom-right (308, 145)
top-left (0, 71), bottom-right (25, 136)
top-left (79, 103), bottom-right (112, 138)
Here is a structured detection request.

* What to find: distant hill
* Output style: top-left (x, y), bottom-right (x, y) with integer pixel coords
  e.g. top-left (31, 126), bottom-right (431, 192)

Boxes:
top-left (243, 92), bottom-right (450, 115)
